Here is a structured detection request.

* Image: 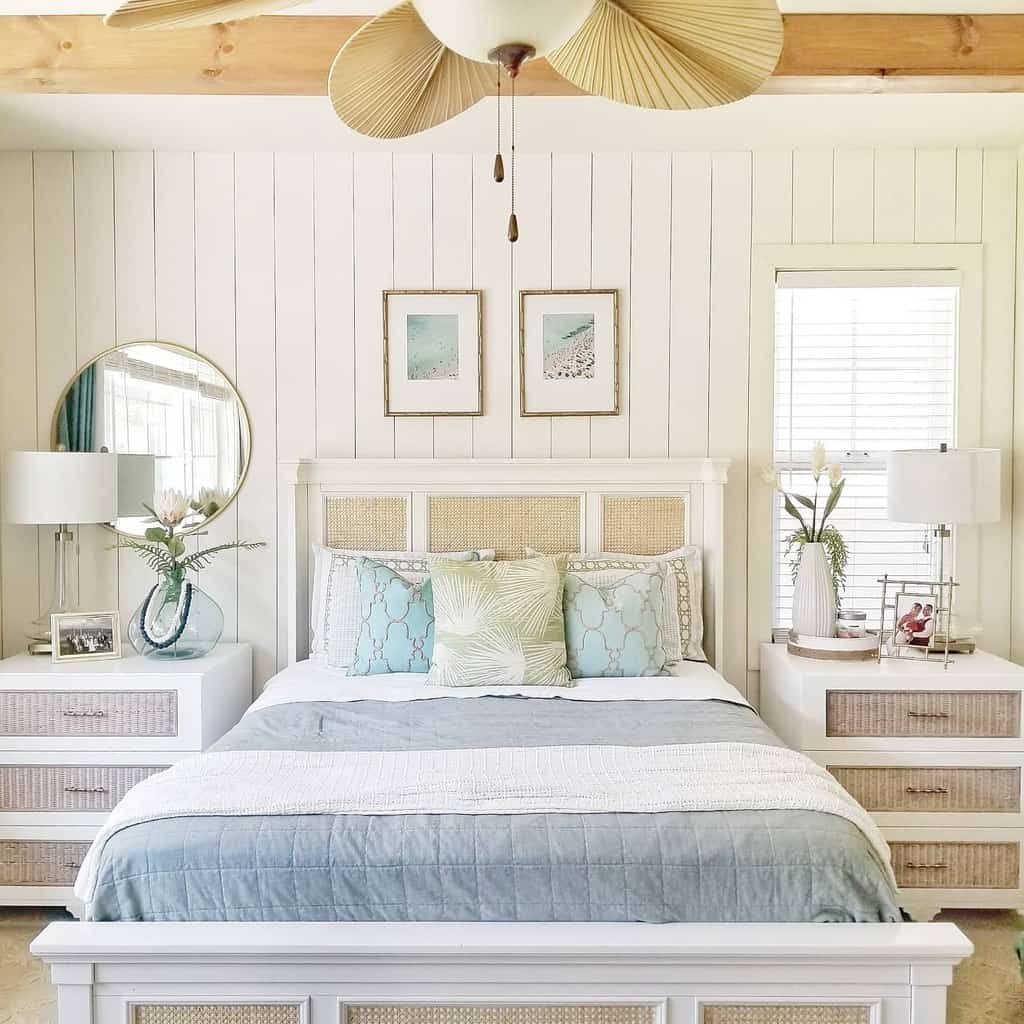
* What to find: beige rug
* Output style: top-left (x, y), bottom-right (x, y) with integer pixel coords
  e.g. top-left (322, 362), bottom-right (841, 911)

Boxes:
top-left (2, 908), bottom-right (1022, 1024)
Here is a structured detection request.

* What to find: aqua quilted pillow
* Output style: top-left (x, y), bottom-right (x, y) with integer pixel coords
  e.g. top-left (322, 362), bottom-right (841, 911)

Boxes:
top-left (351, 558), bottom-right (434, 675)
top-left (563, 565), bottom-right (668, 678)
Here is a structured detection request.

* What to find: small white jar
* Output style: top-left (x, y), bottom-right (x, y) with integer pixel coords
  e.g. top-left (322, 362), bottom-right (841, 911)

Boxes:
top-left (836, 609), bottom-right (868, 639)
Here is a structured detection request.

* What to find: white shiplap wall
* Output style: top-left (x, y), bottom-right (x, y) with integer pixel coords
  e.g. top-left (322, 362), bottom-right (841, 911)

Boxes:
top-left (0, 148), bottom-right (1017, 698)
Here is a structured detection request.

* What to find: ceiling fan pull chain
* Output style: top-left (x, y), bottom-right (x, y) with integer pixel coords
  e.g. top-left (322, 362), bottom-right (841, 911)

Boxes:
top-left (507, 73), bottom-right (519, 243)
top-left (493, 65), bottom-right (505, 183)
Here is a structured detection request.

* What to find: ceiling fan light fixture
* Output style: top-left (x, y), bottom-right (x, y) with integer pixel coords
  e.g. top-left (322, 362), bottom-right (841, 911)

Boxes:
top-left (411, 0), bottom-right (593, 64)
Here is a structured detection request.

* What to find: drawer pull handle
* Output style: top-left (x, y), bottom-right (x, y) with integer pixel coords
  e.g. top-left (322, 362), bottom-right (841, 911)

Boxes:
top-left (62, 709), bottom-right (106, 718)
top-left (63, 862), bottom-right (82, 870)
top-left (63, 785), bottom-right (108, 794)
top-left (907, 711), bottom-right (951, 719)
top-left (905, 786), bottom-right (949, 795)
top-left (904, 861), bottom-right (949, 870)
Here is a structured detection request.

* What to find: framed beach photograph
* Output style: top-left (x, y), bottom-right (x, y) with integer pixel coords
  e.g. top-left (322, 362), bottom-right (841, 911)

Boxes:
top-left (519, 289), bottom-right (619, 416)
top-left (383, 289), bottom-right (483, 416)
top-left (51, 610), bottom-right (122, 663)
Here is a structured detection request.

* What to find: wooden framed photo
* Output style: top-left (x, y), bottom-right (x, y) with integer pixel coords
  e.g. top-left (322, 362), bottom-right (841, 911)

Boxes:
top-left (51, 610), bottom-right (122, 663)
top-left (519, 288), bottom-right (619, 416)
top-left (383, 289), bottom-right (483, 416)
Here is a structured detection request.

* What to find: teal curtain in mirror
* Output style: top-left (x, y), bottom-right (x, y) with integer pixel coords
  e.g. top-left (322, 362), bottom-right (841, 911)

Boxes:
top-left (56, 364), bottom-right (95, 452)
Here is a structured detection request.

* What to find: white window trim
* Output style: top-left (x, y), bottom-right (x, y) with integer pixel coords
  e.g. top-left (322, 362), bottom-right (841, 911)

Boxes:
top-left (748, 243), bottom-right (984, 672)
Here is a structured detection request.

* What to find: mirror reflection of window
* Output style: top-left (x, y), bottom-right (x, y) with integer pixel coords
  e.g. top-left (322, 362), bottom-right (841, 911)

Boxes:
top-left (54, 343), bottom-right (248, 537)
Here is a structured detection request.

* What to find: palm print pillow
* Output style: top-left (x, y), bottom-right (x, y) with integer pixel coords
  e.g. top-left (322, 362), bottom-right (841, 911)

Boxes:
top-left (427, 555), bottom-right (573, 688)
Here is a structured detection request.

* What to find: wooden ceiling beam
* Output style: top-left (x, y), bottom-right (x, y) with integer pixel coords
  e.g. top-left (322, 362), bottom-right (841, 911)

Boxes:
top-left (1, 14), bottom-right (1023, 96)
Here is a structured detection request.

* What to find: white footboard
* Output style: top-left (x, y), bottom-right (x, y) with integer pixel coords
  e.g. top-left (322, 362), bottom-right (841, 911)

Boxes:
top-left (31, 921), bottom-right (972, 1024)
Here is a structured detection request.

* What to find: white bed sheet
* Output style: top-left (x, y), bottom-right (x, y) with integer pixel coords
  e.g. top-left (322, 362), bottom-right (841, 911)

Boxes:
top-left (248, 658), bottom-right (751, 715)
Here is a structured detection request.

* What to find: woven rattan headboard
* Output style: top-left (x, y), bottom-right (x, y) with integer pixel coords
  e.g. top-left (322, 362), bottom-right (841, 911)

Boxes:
top-left (280, 458), bottom-right (729, 670)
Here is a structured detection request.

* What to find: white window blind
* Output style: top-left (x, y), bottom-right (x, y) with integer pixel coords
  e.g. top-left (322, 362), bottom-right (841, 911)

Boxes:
top-left (773, 272), bottom-right (959, 629)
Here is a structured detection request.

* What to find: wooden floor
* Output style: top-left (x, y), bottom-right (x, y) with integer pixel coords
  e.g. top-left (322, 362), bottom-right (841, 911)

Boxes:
top-left (2, 907), bottom-right (1022, 1024)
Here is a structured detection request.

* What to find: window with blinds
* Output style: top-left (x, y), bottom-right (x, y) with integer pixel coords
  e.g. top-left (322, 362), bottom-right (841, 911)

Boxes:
top-left (773, 271), bottom-right (959, 629)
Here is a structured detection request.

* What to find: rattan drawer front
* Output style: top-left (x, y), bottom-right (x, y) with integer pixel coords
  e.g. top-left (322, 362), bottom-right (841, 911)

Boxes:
top-left (892, 840), bottom-right (1020, 889)
top-left (702, 1007), bottom-right (869, 1024)
top-left (0, 839), bottom-right (90, 886)
top-left (0, 689), bottom-right (177, 737)
top-left (0, 764), bottom-right (164, 811)
top-left (829, 765), bottom-right (1021, 813)
top-left (347, 1007), bottom-right (656, 1024)
top-left (132, 1006), bottom-right (301, 1024)
top-left (825, 690), bottom-right (1021, 738)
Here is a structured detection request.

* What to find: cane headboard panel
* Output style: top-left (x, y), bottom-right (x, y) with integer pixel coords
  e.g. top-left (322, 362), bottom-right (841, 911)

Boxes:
top-left (280, 458), bottom-right (729, 671)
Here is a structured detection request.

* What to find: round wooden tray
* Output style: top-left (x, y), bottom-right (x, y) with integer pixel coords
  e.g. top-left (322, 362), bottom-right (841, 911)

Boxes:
top-left (787, 631), bottom-right (880, 661)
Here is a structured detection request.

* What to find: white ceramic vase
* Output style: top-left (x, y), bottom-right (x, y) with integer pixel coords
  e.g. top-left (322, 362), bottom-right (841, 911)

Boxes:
top-left (792, 542), bottom-right (836, 638)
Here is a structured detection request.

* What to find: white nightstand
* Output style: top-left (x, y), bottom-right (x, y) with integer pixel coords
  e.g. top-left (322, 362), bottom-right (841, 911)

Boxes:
top-left (760, 643), bottom-right (1024, 921)
top-left (0, 643), bottom-right (251, 912)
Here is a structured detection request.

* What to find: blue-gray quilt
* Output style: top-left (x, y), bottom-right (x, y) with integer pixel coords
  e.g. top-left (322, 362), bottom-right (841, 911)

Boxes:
top-left (86, 694), bottom-right (900, 923)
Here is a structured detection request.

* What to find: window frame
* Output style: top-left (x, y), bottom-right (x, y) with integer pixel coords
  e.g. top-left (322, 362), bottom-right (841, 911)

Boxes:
top-left (748, 243), bottom-right (984, 668)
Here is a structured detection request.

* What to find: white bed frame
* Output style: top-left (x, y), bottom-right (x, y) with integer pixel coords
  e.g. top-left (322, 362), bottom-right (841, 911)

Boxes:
top-left (31, 459), bottom-right (973, 1024)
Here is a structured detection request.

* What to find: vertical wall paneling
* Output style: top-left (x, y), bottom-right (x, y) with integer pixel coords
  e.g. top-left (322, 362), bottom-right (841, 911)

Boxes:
top-left (914, 149), bottom-right (957, 244)
top-left (353, 152), bottom-right (395, 459)
top-left (194, 152), bottom-right (239, 641)
top-left (548, 152), bottom-right (593, 458)
top-left (956, 150), bottom-right (984, 244)
top-left (154, 151), bottom-right (196, 348)
top-left (792, 150), bottom-right (833, 244)
top-left (432, 153), bottom-right (475, 458)
top-left (628, 153), bottom-right (671, 457)
top-left (873, 149), bottom-right (916, 243)
top-left (668, 152), bottom-right (712, 458)
top-left (32, 153), bottom-right (77, 630)
top-left (274, 153), bottom-right (316, 668)
top-left (511, 153), bottom-right (553, 458)
top-left (73, 152), bottom-right (118, 615)
top-left (708, 152), bottom-right (753, 693)
top-left (833, 149), bottom-right (874, 244)
top-left (313, 153), bottom-right (356, 458)
top-left (0, 154), bottom-right (37, 655)
top-left (751, 150), bottom-right (792, 247)
top-left (5, 144), bottom-right (1024, 691)
top-left (392, 152), bottom-right (435, 458)
top-left (977, 149), bottom-right (1016, 657)
top-left (589, 153), bottom-right (632, 459)
top-left (113, 152), bottom-right (159, 631)
top-left (471, 153), bottom-right (512, 459)
top-left (748, 149), bottom-right (794, 682)
top-left (1013, 150), bottom-right (1024, 665)
top-left (234, 152), bottom-right (278, 686)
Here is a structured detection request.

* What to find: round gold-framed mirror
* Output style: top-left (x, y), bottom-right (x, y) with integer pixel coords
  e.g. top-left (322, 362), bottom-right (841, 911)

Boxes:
top-left (50, 341), bottom-right (251, 539)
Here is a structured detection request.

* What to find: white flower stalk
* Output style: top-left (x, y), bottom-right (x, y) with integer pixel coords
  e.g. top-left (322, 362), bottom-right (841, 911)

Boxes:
top-left (811, 441), bottom-right (827, 480)
top-left (153, 488), bottom-right (190, 528)
top-left (828, 463), bottom-right (843, 487)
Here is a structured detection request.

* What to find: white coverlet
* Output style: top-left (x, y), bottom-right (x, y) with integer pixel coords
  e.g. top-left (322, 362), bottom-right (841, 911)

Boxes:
top-left (75, 741), bottom-right (895, 905)
top-left (247, 658), bottom-right (752, 714)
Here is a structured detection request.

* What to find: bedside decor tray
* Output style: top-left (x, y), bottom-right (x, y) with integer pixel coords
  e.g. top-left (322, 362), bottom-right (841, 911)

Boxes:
top-left (787, 631), bottom-right (880, 662)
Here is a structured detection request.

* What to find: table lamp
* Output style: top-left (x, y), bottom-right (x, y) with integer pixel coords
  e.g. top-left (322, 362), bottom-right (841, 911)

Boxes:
top-left (887, 445), bottom-right (1000, 644)
top-left (2, 451), bottom-right (118, 653)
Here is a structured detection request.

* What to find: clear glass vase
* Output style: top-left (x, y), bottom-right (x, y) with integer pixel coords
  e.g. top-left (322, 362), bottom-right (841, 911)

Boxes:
top-left (128, 575), bottom-right (224, 660)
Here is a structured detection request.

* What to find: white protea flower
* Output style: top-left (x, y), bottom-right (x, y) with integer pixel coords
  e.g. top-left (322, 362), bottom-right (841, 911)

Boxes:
top-left (194, 486), bottom-right (229, 516)
top-left (759, 466), bottom-right (780, 490)
top-left (828, 463), bottom-right (843, 487)
top-left (811, 441), bottom-right (827, 479)
top-left (153, 488), bottom-right (190, 527)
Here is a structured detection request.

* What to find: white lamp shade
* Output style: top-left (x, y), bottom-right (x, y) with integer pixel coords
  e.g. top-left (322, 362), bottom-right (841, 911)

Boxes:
top-left (3, 451), bottom-right (118, 525)
top-left (887, 447), bottom-right (1001, 525)
top-left (412, 0), bottom-right (593, 61)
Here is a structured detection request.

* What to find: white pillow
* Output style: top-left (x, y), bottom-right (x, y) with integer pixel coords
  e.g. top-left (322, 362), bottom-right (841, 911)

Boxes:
top-left (310, 544), bottom-right (494, 672)
top-left (526, 545), bottom-right (705, 663)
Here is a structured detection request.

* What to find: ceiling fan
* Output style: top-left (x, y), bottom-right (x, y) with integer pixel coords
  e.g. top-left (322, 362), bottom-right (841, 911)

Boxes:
top-left (105, 0), bottom-right (784, 238)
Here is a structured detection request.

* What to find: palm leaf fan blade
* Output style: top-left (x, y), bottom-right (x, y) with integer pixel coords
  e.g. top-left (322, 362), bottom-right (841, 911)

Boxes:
top-left (105, 0), bottom-right (306, 30)
top-left (328, 1), bottom-right (493, 140)
top-left (547, 0), bottom-right (783, 111)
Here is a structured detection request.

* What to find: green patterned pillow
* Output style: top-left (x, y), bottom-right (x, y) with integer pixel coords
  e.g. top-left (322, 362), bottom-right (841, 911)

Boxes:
top-left (427, 556), bottom-right (573, 688)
